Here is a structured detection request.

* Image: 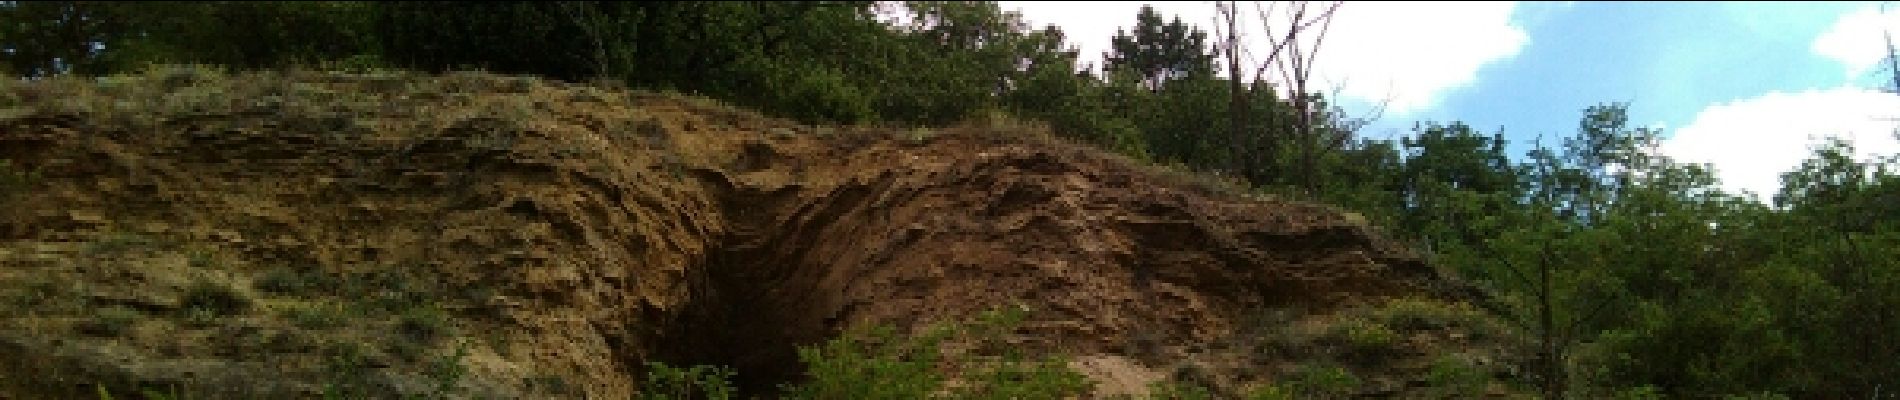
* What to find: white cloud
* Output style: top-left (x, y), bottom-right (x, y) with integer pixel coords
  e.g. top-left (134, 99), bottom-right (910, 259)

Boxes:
top-left (1661, 88), bottom-right (1900, 201)
top-left (1812, 5), bottom-right (1900, 81)
top-left (1297, 2), bottom-right (1526, 115)
top-left (999, 1), bottom-right (1528, 116)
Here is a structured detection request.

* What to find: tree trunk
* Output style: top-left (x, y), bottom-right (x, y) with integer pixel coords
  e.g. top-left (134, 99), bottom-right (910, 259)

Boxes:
top-left (1298, 88), bottom-right (1314, 192)
top-left (1224, 1), bottom-right (1252, 181)
top-left (1539, 243), bottom-right (1564, 400)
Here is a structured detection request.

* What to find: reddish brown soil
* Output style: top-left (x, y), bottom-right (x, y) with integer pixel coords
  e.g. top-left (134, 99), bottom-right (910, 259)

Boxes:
top-left (0, 70), bottom-right (1499, 399)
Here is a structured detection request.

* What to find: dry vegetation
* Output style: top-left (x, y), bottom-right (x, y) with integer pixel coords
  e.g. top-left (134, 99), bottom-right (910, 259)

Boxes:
top-left (0, 67), bottom-right (1527, 399)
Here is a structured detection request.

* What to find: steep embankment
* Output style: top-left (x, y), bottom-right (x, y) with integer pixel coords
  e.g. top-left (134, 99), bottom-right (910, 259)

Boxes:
top-left (0, 68), bottom-right (1519, 398)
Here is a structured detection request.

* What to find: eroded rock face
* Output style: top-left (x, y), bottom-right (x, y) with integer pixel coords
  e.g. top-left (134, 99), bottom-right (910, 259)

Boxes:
top-left (0, 71), bottom-right (1478, 398)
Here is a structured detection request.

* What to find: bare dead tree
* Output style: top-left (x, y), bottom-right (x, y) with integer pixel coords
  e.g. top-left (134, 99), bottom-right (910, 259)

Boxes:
top-left (1321, 77), bottom-right (1392, 151)
top-left (1885, 2), bottom-right (1900, 95)
top-left (1214, 1), bottom-right (1254, 180)
top-left (1210, 1), bottom-right (1345, 188)
top-left (1257, 1), bottom-right (1341, 192)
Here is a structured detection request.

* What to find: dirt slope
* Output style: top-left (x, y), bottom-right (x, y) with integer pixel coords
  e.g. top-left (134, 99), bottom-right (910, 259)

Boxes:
top-left (0, 68), bottom-right (1516, 399)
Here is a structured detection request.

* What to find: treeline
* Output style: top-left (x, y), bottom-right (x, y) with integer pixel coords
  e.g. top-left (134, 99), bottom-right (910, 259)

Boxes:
top-left (0, 1), bottom-right (1342, 188)
top-left (5, 1), bottom-right (1899, 398)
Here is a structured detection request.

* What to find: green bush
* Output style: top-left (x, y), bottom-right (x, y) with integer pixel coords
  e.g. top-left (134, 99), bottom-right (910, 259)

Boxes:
top-left (186, 249), bottom-right (219, 269)
top-left (782, 323), bottom-right (949, 400)
top-left (179, 279), bottom-right (251, 317)
top-left (1245, 383), bottom-right (1296, 400)
top-left (397, 305), bottom-right (451, 342)
top-left (418, 340), bottom-right (472, 400)
top-left (1278, 364), bottom-right (1359, 398)
top-left (1421, 354), bottom-right (1489, 397)
top-left (321, 341), bottom-right (377, 400)
top-left (180, 306), bottom-right (221, 328)
top-left (282, 302), bottom-right (348, 329)
top-left (1325, 318), bottom-right (1400, 363)
top-left (949, 352), bottom-right (1093, 400)
top-left (1147, 380), bottom-right (1216, 400)
top-left (641, 362), bottom-right (737, 400)
top-left (1370, 298), bottom-right (1469, 331)
top-left (254, 266), bottom-right (340, 297)
top-left (776, 306), bottom-right (1091, 400)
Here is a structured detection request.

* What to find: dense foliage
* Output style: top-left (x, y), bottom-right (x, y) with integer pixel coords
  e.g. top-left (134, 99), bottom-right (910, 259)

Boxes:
top-left (6, 1), bottom-right (1898, 397)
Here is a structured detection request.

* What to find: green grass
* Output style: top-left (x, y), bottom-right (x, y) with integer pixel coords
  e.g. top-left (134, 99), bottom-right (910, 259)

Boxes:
top-left (86, 232), bottom-right (155, 255)
top-left (1147, 380), bottom-right (1217, 400)
top-left (253, 266), bottom-right (339, 297)
top-left (79, 306), bottom-right (143, 336)
top-left (1364, 297), bottom-right (1498, 338)
top-left (1279, 364), bottom-right (1360, 398)
top-left (177, 278), bottom-right (251, 327)
top-left (186, 249), bottom-right (219, 269)
top-left (282, 302), bottom-right (350, 329)
top-left (396, 305), bottom-right (452, 342)
top-left (1324, 317), bottom-right (1400, 363)
top-left (631, 306), bottom-right (1093, 399)
top-left (1421, 354), bottom-right (1490, 397)
top-left (641, 362), bottom-right (738, 400)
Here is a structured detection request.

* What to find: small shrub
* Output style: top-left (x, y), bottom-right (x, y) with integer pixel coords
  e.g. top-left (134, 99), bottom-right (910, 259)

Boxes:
top-left (186, 250), bottom-right (218, 269)
top-left (1422, 354), bottom-right (1490, 397)
top-left (779, 306), bottom-right (1091, 399)
top-left (87, 232), bottom-right (153, 255)
top-left (1147, 380), bottom-right (1216, 400)
top-left (254, 266), bottom-right (337, 297)
top-left (177, 279), bottom-right (250, 325)
top-left (1246, 383), bottom-right (1296, 400)
top-left (3, 278), bottom-right (65, 310)
top-left (397, 305), bottom-right (451, 342)
top-left (343, 269), bottom-right (431, 312)
top-left (940, 307), bottom-right (1093, 399)
top-left (782, 324), bottom-right (948, 399)
top-left (180, 306), bottom-right (221, 328)
top-left (79, 306), bottom-right (142, 336)
top-left (1610, 386), bottom-right (1666, 400)
top-left (1367, 298), bottom-right (1493, 336)
top-left (951, 353), bottom-right (1093, 400)
top-left (641, 362), bottom-right (737, 400)
top-left (282, 302), bottom-right (348, 329)
top-left (525, 374), bottom-right (571, 396)
top-left (1325, 318), bottom-right (1400, 362)
top-left (142, 64), bottom-right (227, 91)
top-left (322, 341), bottom-right (378, 400)
top-left (318, 54), bottom-right (392, 75)
top-left (419, 339), bottom-right (472, 400)
top-left (1280, 364), bottom-right (1359, 398)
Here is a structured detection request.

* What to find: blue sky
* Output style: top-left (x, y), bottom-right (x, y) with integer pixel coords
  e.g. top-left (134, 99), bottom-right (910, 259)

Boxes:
top-left (1420, 2), bottom-right (1860, 147)
top-left (1002, 1), bottom-right (1900, 199)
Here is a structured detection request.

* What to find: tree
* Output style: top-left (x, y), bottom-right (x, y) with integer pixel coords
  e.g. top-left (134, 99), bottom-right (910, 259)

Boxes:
top-left (1769, 138), bottom-right (1900, 397)
top-left (1102, 5), bottom-right (1226, 167)
top-left (1214, 1), bottom-right (1254, 179)
top-left (0, 1), bottom-right (124, 77)
top-left (1397, 122), bottom-right (1521, 258)
top-left (1104, 5), bottom-right (1214, 92)
top-left (1257, 1), bottom-right (1342, 191)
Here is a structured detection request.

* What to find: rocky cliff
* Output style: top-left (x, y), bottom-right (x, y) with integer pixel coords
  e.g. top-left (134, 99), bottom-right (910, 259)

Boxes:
top-left (0, 68), bottom-right (1519, 399)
